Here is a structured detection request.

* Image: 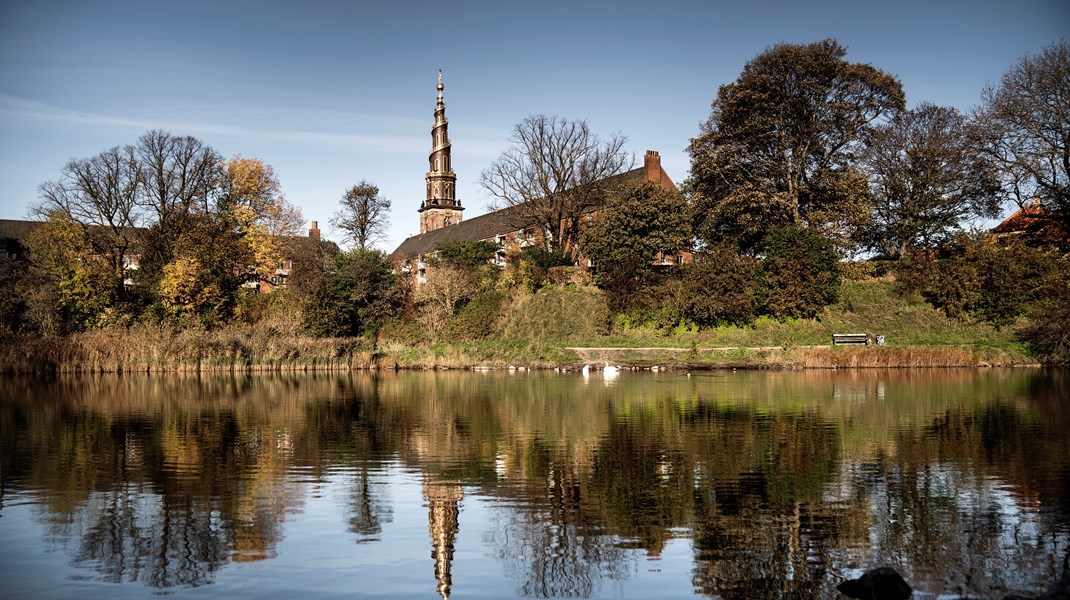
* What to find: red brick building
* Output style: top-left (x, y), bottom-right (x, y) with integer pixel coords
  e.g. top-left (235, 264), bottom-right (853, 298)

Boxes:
top-left (390, 74), bottom-right (683, 282)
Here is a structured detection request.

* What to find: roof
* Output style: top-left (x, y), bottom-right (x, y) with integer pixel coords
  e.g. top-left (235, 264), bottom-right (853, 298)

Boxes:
top-left (991, 204), bottom-right (1068, 241)
top-left (389, 166), bottom-right (648, 261)
top-left (0, 219), bottom-right (39, 242)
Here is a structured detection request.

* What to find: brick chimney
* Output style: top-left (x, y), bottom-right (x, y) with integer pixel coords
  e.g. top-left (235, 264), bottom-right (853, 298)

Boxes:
top-left (308, 220), bottom-right (320, 240)
top-left (644, 150), bottom-right (661, 182)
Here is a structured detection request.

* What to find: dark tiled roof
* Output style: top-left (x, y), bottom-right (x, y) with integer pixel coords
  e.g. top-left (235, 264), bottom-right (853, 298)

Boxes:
top-left (389, 167), bottom-right (648, 261)
top-left (0, 219), bottom-right (39, 242)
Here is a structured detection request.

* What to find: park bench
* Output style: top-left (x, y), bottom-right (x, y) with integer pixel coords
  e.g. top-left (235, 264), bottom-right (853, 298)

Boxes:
top-left (832, 333), bottom-right (870, 346)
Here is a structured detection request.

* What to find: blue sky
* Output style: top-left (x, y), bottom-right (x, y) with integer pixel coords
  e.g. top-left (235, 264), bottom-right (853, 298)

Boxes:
top-left (1, 0), bottom-right (1067, 251)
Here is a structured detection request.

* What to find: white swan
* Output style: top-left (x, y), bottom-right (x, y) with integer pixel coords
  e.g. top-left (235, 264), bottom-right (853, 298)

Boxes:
top-left (603, 362), bottom-right (619, 375)
top-left (581, 364), bottom-right (590, 375)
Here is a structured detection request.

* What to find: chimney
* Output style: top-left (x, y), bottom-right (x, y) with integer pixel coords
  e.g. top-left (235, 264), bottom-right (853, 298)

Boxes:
top-left (308, 220), bottom-right (320, 240)
top-left (644, 150), bottom-right (661, 183)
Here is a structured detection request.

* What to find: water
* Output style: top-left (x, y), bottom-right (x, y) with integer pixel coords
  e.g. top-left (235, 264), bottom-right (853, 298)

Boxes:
top-left (1, 369), bottom-right (1067, 598)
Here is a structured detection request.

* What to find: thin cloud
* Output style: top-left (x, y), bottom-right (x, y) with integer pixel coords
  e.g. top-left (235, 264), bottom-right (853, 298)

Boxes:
top-left (0, 93), bottom-right (440, 153)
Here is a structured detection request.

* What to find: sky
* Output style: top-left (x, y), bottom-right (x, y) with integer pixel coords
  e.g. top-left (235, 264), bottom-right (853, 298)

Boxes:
top-left (1, 0), bottom-right (1067, 252)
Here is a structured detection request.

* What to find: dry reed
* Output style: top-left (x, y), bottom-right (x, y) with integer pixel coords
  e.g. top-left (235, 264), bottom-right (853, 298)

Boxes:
top-left (0, 326), bottom-right (385, 374)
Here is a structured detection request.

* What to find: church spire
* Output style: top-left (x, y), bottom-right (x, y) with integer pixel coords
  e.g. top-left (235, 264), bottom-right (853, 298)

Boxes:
top-left (419, 70), bottom-right (463, 234)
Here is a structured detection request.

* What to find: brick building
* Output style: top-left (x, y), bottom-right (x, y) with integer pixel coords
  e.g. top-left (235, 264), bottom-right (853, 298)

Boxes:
top-left (390, 74), bottom-right (683, 283)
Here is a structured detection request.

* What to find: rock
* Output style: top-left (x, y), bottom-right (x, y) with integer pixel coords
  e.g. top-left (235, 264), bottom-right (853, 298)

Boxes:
top-left (837, 567), bottom-right (912, 600)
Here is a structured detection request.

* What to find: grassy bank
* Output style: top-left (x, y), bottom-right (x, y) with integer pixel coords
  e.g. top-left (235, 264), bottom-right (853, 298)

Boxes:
top-left (0, 278), bottom-right (1042, 374)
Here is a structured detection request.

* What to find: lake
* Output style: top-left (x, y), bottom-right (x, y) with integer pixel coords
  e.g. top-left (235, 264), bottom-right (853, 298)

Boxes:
top-left (0, 369), bottom-right (1067, 598)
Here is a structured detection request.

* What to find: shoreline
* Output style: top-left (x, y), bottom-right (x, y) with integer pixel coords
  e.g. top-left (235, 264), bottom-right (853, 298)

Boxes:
top-left (0, 333), bottom-right (1041, 374)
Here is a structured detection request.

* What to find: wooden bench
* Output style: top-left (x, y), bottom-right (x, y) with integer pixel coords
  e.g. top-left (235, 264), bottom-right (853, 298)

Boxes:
top-left (832, 333), bottom-right (870, 346)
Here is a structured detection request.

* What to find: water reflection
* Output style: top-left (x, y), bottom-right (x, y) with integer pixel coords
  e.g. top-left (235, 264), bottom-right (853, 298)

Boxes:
top-left (0, 369), bottom-right (1067, 598)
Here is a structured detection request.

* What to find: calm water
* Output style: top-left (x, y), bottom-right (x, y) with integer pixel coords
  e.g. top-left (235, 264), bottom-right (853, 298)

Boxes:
top-left (0, 369), bottom-right (1067, 599)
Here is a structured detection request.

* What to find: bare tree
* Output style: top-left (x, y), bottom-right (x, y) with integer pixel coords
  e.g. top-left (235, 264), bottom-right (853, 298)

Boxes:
top-left (480, 115), bottom-right (632, 255)
top-left (332, 181), bottom-right (391, 250)
top-left (34, 145), bottom-right (143, 296)
top-left (136, 130), bottom-right (222, 221)
top-left (973, 41), bottom-right (1070, 216)
top-left (134, 130), bottom-right (223, 266)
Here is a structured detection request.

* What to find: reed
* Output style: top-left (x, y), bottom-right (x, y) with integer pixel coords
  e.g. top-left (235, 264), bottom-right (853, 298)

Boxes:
top-left (0, 325), bottom-right (383, 374)
top-left (792, 345), bottom-right (1034, 368)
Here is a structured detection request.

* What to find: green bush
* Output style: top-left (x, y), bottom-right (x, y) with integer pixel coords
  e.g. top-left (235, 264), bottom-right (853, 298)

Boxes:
top-left (672, 246), bottom-right (759, 327)
top-left (758, 226), bottom-right (841, 319)
top-left (911, 239), bottom-right (1067, 327)
top-left (519, 246), bottom-right (575, 269)
top-left (433, 240), bottom-right (499, 269)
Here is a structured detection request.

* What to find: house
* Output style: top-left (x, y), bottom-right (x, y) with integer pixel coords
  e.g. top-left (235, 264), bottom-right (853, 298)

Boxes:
top-left (389, 74), bottom-right (684, 283)
top-left (990, 202), bottom-right (1068, 249)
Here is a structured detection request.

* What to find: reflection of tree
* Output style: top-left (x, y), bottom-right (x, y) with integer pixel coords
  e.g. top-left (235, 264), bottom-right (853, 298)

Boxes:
top-left (1, 375), bottom-right (322, 587)
top-left (588, 420), bottom-right (693, 556)
top-left (348, 466), bottom-right (391, 541)
top-left (486, 441), bottom-right (630, 598)
top-left (687, 407), bottom-right (844, 598)
top-left (71, 491), bottom-right (227, 587)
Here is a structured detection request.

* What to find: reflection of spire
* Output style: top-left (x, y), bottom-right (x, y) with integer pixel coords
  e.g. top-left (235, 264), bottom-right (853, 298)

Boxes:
top-left (424, 478), bottom-right (462, 599)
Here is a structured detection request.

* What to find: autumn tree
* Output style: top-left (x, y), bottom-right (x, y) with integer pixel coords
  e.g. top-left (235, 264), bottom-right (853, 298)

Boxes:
top-left (480, 115), bottom-right (632, 255)
top-left (973, 41), bottom-right (1070, 238)
top-left (217, 156), bottom-right (303, 286)
top-left (332, 181), bottom-right (391, 250)
top-left (581, 181), bottom-right (691, 293)
top-left (688, 39), bottom-right (905, 252)
top-left (860, 103), bottom-right (1001, 258)
top-left (21, 213), bottom-right (120, 331)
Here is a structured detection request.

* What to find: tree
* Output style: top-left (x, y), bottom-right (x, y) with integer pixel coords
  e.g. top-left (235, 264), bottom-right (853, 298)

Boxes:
top-left (688, 39), bottom-right (905, 252)
top-left (22, 213), bottom-right (120, 331)
top-left (973, 41), bottom-right (1070, 221)
top-left (314, 249), bottom-right (403, 338)
top-left (134, 130), bottom-right (222, 268)
top-left (218, 156), bottom-right (303, 286)
top-left (581, 181), bottom-right (691, 290)
top-left (860, 103), bottom-right (1001, 258)
top-left (332, 181), bottom-right (391, 250)
top-left (136, 130), bottom-right (222, 225)
top-left (480, 115), bottom-right (632, 255)
top-left (34, 145), bottom-right (143, 305)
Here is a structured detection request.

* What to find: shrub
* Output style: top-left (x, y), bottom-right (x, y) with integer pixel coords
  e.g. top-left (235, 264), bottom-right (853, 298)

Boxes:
top-left (840, 260), bottom-right (893, 281)
top-left (519, 247), bottom-right (575, 270)
top-left (445, 290), bottom-right (507, 341)
top-left (758, 226), bottom-right (840, 319)
top-left (671, 246), bottom-right (759, 327)
top-left (433, 240), bottom-right (499, 269)
top-left (926, 253), bottom-right (982, 320)
top-left (1020, 282), bottom-right (1070, 364)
